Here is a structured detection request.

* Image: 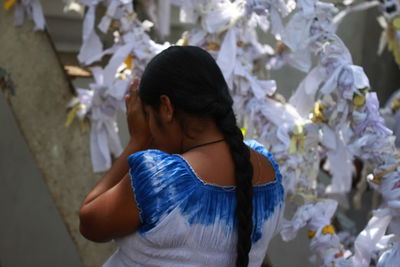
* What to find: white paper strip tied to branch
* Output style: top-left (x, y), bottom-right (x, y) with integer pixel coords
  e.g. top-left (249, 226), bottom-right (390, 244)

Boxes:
top-left (245, 97), bottom-right (320, 194)
top-left (172, 0), bottom-right (281, 127)
top-left (284, 11), bottom-right (371, 195)
top-left (267, 41), bottom-right (312, 72)
top-left (65, 68), bottom-right (123, 173)
top-left (351, 208), bottom-right (393, 267)
top-left (290, 36), bottom-right (369, 118)
top-left (288, 66), bottom-right (325, 117)
top-left (171, 0), bottom-right (205, 24)
top-left (308, 202), bottom-right (349, 266)
top-left (246, 97), bottom-right (303, 144)
top-left (282, 198), bottom-right (352, 266)
top-left (325, 129), bottom-right (353, 194)
top-left (103, 34), bottom-right (136, 90)
top-left (245, 0), bottom-right (294, 38)
top-left (78, 0), bottom-right (139, 65)
top-left (63, 0), bottom-right (85, 15)
top-left (4, 0), bottom-right (45, 30)
top-left (75, 0), bottom-right (169, 172)
top-left (78, 0), bottom-right (103, 65)
top-left (89, 67), bottom-right (123, 172)
top-left (349, 156), bottom-right (400, 266)
top-left (98, 0), bottom-right (134, 33)
top-left (242, 1), bottom-right (400, 265)
top-left (232, 55), bottom-right (277, 102)
top-left (381, 170), bottom-right (400, 234)
top-left (157, 0), bottom-right (171, 38)
top-left (381, 89), bottom-right (400, 147)
top-left (216, 27), bottom-right (237, 87)
top-left (377, 240), bottom-right (400, 267)
top-left (355, 93), bottom-right (393, 137)
top-left (100, 23), bottom-right (169, 95)
top-left (261, 0), bottom-right (384, 264)
top-left (202, 0), bottom-right (243, 34)
top-left (377, 0), bottom-right (400, 65)
top-left (280, 1), bottom-right (338, 67)
top-left (89, 102), bottom-right (122, 173)
top-left (73, 88), bottom-right (94, 121)
top-left (200, 1), bottom-right (244, 87)
top-left (287, 27), bottom-right (354, 118)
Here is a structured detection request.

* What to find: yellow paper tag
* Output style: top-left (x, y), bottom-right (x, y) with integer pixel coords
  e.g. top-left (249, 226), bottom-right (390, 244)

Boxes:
top-left (353, 95), bottom-right (366, 107)
top-left (124, 54), bottom-right (134, 70)
top-left (207, 42), bottom-right (220, 51)
top-left (289, 124), bottom-right (305, 154)
top-left (388, 29), bottom-right (400, 65)
top-left (308, 225), bottom-right (335, 240)
top-left (176, 37), bottom-right (189, 46)
top-left (65, 104), bottom-right (83, 127)
top-left (292, 124), bottom-right (303, 135)
top-left (236, 41), bottom-right (244, 47)
top-left (311, 102), bottom-right (327, 123)
top-left (393, 17), bottom-right (400, 30)
top-left (391, 98), bottom-right (400, 111)
top-left (322, 224), bottom-right (335, 235)
top-left (4, 0), bottom-right (17, 11)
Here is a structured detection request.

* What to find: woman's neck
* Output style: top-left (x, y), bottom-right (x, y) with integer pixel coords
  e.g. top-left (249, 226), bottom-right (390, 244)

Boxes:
top-left (179, 117), bottom-right (224, 154)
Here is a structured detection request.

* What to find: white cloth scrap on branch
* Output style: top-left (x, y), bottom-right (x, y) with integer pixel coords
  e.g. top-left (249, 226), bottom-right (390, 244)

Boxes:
top-left (88, 67), bottom-right (123, 172)
top-left (12, 0), bottom-right (45, 30)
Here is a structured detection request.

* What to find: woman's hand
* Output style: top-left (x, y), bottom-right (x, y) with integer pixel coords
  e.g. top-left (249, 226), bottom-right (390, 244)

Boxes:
top-left (79, 78), bottom-right (150, 242)
top-left (125, 78), bottom-right (152, 150)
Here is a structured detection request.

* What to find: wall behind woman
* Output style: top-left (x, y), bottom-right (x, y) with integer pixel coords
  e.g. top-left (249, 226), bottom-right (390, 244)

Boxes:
top-left (0, 92), bottom-right (84, 267)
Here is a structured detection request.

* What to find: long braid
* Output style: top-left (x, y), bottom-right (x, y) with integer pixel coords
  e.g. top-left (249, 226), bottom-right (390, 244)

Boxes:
top-left (215, 107), bottom-right (254, 267)
top-left (139, 45), bottom-right (255, 266)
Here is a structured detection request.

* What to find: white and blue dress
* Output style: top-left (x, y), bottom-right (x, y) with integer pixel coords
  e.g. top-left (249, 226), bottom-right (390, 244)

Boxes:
top-left (103, 140), bottom-right (285, 267)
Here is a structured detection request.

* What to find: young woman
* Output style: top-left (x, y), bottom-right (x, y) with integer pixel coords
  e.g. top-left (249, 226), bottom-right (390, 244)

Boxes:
top-left (79, 46), bottom-right (284, 267)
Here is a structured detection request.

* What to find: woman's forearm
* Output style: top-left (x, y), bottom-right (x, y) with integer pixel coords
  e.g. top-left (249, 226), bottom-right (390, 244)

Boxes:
top-left (82, 139), bottom-right (142, 205)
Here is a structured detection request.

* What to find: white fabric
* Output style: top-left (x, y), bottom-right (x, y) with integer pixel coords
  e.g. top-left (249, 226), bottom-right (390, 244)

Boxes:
top-left (103, 207), bottom-right (283, 267)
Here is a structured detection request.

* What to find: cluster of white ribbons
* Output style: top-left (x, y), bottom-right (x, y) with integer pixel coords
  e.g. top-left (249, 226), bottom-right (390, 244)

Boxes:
top-left (7, 0), bottom-right (400, 265)
top-left (71, 0), bottom-right (169, 172)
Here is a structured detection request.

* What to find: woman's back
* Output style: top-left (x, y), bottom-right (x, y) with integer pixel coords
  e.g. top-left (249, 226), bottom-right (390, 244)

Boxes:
top-left (80, 46), bottom-right (285, 266)
top-left (103, 140), bottom-right (284, 267)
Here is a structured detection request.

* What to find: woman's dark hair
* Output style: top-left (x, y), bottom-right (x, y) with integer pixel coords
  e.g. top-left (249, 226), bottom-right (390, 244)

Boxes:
top-left (139, 45), bottom-right (254, 266)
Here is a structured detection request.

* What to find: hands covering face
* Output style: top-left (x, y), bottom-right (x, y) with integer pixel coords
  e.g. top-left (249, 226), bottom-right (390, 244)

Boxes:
top-left (125, 78), bottom-right (153, 149)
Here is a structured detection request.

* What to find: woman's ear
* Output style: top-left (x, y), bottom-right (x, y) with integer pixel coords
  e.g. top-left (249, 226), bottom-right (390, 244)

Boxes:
top-left (159, 95), bottom-right (174, 122)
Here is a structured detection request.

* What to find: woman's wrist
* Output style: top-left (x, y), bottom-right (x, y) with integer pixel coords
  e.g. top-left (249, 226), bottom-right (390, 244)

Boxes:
top-left (82, 139), bottom-right (144, 205)
top-left (125, 139), bottom-right (141, 154)
top-left (126, 136), bottom-right (153, 152)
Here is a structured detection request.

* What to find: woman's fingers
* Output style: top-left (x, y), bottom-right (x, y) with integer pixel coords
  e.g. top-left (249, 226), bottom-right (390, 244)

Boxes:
top-left (124, 77), bottom-right (152, 145)
top-left (129, 78), bottom-right (140, 96)
top-left (126, 77), bottom-right (141, 112)
top-left (125, 94), bottom-right (131, 111)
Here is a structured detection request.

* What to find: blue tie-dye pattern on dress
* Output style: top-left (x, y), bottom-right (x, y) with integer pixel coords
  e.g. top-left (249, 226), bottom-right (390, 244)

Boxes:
top-left (128, 140), bottom-right (284, 243)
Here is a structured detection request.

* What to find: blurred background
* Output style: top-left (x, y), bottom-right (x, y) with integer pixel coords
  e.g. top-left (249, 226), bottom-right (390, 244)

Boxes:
top-left (1, 1), bottom-right (400, 266)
